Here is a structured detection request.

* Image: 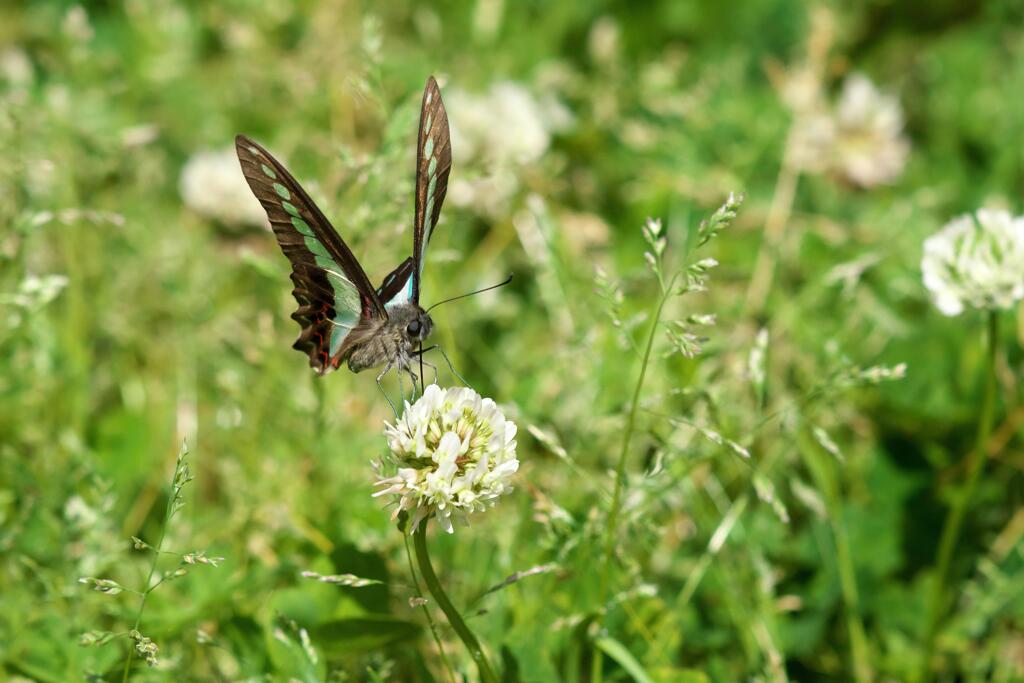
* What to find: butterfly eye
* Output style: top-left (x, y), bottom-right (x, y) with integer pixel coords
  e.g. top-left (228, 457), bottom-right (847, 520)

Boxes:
top-left (407, 320), bottom-right (421, 337)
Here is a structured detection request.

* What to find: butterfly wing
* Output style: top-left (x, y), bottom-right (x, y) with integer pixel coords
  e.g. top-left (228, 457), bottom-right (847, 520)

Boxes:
top-left (235, 134), bottom-right (386, 374)
top-left (377, 257), bottom-right (416, 309)
top-left (410, 76), bottom-right (452, 304)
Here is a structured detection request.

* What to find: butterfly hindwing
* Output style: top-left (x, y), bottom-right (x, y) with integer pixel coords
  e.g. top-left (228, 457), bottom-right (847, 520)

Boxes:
top-left (235, 135), bottom-right (386, 374)
top-left (378, 257), bottom-right (416, 309)
top-left (411, 76), bottom-right (452, 304)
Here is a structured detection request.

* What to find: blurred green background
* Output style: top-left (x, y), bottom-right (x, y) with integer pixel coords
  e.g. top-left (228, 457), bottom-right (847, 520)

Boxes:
top-left (2, 0), bottom-right (1023, 681)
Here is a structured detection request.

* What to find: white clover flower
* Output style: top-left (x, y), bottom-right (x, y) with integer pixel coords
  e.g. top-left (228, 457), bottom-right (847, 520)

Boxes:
top-left (922, 209), bottom-right (1024, 316)
top-left (791, 73), bottom-right (909, 187)
top-left (446, 81), bottom-right (570, 217)
top-left (180, 147), bottom-right (268, 229)
top-left (448, 82), bottom-right (551, 167)
top-left (448, 170), bottom-right (519, 219)
top-left (374, 385), bottom-right (519, 534)
top-left (830, 74), bottom-right (909, 187)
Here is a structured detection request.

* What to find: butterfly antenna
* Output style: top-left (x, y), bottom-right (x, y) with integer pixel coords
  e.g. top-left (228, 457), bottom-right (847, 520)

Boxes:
top-left (426, 273), bottom-right (514, 313)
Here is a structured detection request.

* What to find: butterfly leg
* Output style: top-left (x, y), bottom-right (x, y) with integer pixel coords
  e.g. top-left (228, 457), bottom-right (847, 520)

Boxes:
top-left (376, 361), bottom-right (398, 419)
top-left (416, 359), bottom-right (439, 387)
top-left (404, 365), bottom-right (419, 393)
top-left (411, 345), bottom-right (438, 356)
top-left (435, 346), bottom-right (473, 390)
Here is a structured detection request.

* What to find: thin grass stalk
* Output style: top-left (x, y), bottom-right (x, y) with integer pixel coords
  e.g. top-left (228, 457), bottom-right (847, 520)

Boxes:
top-left (592, 274), bottom-right (676, 683)
top-left (413, 522), bottom-right (499, 683)
top-left (797, 425), bottom-right (871, 683)
top-left (745, 8), bottom-right (831, 316)
top-left (828, 475), bottom-right (872, 683)
top-left (919, 311), bottom-right (1000, 681)
top-left (744, 139), bottom-right (800, 316)
top-left (121, 455), bottom-right (182, 683)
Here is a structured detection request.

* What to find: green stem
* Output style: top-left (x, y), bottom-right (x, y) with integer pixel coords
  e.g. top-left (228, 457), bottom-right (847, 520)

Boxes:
top-left (796, 427), bottom-right (871, 683)
top-left (919, 311), bottom-right (1000, 681)
top-left (828, 472), bottom-right (871, 683)
top-left (413, 522), bottom-right (499, 683)
top-left (403, 534), bottom-right (457, 683)
top-left (744, 131), bottom-right (800, 316)
top-left (592, 275), bottom-right (676, 683)
top-left (122, 453), bottom-right (184, 682)
top-left (121, 511), bottom-right (169, 682)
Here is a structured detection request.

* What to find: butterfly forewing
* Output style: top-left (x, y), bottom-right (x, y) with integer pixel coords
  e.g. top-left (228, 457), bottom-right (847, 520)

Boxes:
top-left (235, 135), bottom-right (385, 374)
top-left (411, 76), bottom-right (452, 304)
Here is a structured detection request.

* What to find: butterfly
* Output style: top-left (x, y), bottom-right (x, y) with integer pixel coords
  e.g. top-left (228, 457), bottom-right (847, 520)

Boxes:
top-left (235, 76), bottom-right (451, 394)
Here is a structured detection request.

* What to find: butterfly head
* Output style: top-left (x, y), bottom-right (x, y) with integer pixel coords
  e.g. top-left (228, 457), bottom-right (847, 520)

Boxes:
top-left (405, 311), bottom-right (433, 342)
top-left (389, 303), bottom-right (433, 345)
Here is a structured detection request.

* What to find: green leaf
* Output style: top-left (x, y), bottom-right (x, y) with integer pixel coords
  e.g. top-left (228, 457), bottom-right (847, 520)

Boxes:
top-left (595, 636), bottom-right (654, 683)
top-left (649, 667), bottom-right (710, 683)
top-left (327, 542), bottom-right (391, 613)
top-left (219, 616), bottom-right (268, 677)
top-left (500, 644), bottom-right (522, 683)
top-left (311, 616), bottom-right (421, 656)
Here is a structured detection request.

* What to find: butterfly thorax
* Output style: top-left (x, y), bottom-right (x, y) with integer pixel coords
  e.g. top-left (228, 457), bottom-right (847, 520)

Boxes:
top-left (345, 304), bottom-right (432, 373)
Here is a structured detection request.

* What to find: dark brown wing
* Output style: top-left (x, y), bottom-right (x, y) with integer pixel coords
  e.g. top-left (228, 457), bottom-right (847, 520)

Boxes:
top-left (411, 76), bottom-right (452, 304)
top-left (235, 134), bottom-right (386, 374)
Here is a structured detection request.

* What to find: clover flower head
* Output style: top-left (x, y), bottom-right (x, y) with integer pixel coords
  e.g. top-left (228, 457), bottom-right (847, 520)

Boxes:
top-left (922, 208), bottom-right (1024, 316)
top-left (791, 73), bottom-right (909, 187)
top-left (374, 385), bottom-right (519, 534)
top-left (446, 81), bottom-right (571, 217)
top-left (180, 147), bottom-right (268, 229)
top-left (830, 73), bottom-right (909, 187)
top-left (448, 82), bottom-right (551, 168)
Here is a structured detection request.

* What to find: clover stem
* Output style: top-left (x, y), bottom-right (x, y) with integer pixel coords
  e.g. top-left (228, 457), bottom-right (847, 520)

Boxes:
top-left (919, 310), bottom-right (1000, 681)
top-left (413, 522), bottom-right (499, 683)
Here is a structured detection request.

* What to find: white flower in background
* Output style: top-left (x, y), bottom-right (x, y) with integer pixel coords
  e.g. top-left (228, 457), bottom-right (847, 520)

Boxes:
top-left (62, 5), bottom-right (94, 43)
top-left (922, 209), bottom-right (1024, 316)
top-left (791, 73), bottom-right (909, 187)
top-left (447, 81), bottom-right (571, 217)
top-left (588, 17), bottom-right (621, 65)
top-left (374, 385), bottom-right (519, 533)
top-left (1, 48), bottom-right (33, 88)
top-left (180, 148), bottom-right (268, 229)
top-left (448, 170), bottom-right (519, 219)
top-left (830, 74), bottom-right (909, 187)
top-left (449, 82), bottom-right (550, 167)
